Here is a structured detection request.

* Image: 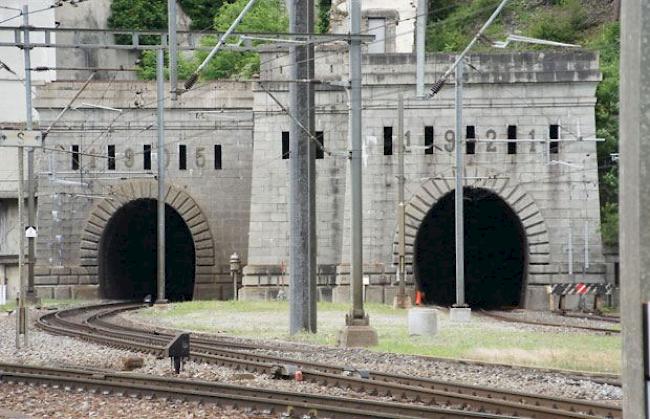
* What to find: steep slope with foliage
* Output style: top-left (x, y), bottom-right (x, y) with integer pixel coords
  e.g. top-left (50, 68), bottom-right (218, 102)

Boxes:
top-left (425, 0), bottom-right (619, 247)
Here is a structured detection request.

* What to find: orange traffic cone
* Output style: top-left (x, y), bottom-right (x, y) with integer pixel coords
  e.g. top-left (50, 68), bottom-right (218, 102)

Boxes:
top-left (415, 291), bottom-right (424, 306)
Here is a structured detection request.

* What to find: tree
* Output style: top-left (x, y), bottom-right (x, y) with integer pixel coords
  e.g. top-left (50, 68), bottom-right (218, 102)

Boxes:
top-left (197, 0), bottom-right (288, 79)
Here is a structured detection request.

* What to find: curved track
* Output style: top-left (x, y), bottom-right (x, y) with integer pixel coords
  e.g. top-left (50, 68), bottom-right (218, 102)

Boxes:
top-left (30, 302), bottom-right (622, 419)
top-left (478, 310), bottom-right (621, 334)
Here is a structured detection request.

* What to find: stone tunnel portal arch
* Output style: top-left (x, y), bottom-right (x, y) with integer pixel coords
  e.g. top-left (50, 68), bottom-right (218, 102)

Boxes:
top-left (413, 187), bottom-right (527, 308)
top-left (98, 198), bottom-right (196, 301)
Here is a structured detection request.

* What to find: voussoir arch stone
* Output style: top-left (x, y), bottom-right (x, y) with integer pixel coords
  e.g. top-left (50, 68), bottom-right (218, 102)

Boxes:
top-left (392, 167), bottom-right (551, 267)
top-left (79, 180), bottom-right (215, 268)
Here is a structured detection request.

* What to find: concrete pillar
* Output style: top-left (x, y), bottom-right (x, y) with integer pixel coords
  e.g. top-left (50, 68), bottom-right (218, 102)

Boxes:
top-left (620, 1), bottom-right (650, 416)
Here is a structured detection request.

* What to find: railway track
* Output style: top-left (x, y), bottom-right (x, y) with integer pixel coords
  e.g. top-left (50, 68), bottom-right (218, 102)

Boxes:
top-left (555, 311), bottom-right (620, 324)
top-left (0, 363), bottom-right (504, 419)
top-left (34, 302), bottom-right (621, 419)
top-left (478, 310), bottom-right (621, 334)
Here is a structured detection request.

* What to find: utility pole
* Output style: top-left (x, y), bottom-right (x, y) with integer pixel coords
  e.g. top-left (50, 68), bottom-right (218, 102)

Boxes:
top-left (289, 0), bottom-right (316, 334)
top-left (16, 144), bottom-right (26, 348)
top-left (307, 0), bottom-right (317, 333)
top-left (156, 47), bottom-right (167, 304)
top-left (22, 4), bottom-right (37, 304)
top-left (339, 0), bottom-right (378, 347)
top-left (167, 0), bottom-right (178, 101)
top-left (393, 94), bottom-right (411, 309)
top-left (415, 0), bottom-right (427, 97)
top-left (619, 0), bottom-right (649, 415)
top-left (449, 59), bottom-right (470, 322)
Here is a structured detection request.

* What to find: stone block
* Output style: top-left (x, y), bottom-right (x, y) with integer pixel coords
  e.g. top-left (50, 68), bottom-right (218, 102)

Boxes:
top-left (34, 266), bottom-right (51, 275)
top-left (72, 285), bottom-right (99, 299)
top-left (364, 286), bottom-right (384, 304)
top-left (237, 286), bottom-right (280, 301)
top-left (78, 275), bottom-right (98, 285)
top-left (332, 285), bottom-right (350, 304)
top-left (384, 286), bottom-right (415, 306)
top-left (54, 286), bottom-right (71, 300)
top-left (35, 286), bottom-right (54, 299)
top-left (525, 286), bottom-right (552, 310)
top-left (317, 286), bottom-right (333, 302)
top-left (58, 275), bottom-right (80, 285)
top-left (36, 275), bottom-right (58, 285)
top-left (194, 284), bottom-right (222, 300)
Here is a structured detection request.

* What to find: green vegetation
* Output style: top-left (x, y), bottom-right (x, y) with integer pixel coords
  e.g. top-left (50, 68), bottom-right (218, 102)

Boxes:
top-left (136, 300), bottom-right (621, 373)
top-left (0, 298), bottom-right (80, 312)
top-left (108, 0), bottom-right (230, 37)
top-left (425, 0), bottom-right (620, 246)
top-left (132, 0), bottom-right (288, 81)
top-left (199, 0), bottom-right (288, 79)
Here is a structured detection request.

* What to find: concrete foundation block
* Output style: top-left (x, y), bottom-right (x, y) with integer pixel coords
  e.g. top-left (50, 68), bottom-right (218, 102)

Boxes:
top-left (408, 308), bottom-right (438, 336)
top-left (449, 307), bottom-right (471, 322)
top-left (338, 325), bottom-right (378, 347)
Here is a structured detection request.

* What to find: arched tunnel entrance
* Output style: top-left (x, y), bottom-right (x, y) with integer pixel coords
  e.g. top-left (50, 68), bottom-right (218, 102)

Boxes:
top-left (98, 198), bottom-right (196, 301)
top-left (413, 187), bottom-right (527, 308)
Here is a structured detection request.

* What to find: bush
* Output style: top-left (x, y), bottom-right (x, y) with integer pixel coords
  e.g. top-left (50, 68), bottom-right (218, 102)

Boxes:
top-left (601, 202), bottom-right (619, 247)
top-left (528, 0), bottom-right (587, 44)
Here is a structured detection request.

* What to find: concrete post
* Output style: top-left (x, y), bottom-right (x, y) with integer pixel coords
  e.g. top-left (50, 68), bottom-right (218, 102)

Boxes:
top-left (16, 145), bottom-right (26, 348)
top-left (167, 0), bottom-right (178, 101)
top-left (307, 0), bottom-right (317, 333)
top-left (289, 0), bottom-right (316, 334)
top-left (449, 60), bottom-right (470, 323)
top-left (339, 0), bottom-right (378, 347)
top-left (22, 5), bottom-right (38, 305)
top-left (230, 252), bottom-right (241, 300)
top-left (620, 1), bottom-right (650, 416)
top-left (415, 0), bottom-right (426, 97)
top-left (393, 94), bottom-right (411, 309)
top-left (156, 47), bottom-right (167, 304)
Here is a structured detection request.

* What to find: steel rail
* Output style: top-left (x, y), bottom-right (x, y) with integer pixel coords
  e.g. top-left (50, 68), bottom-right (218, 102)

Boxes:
top-left (36, 303), bottom-right (621, 419)
top-left (478, 310), bottom-right (621, 334)
top-left (88, 311), bottom-right (622, 387)
top-left (0, 363), bottom-right (507, 419)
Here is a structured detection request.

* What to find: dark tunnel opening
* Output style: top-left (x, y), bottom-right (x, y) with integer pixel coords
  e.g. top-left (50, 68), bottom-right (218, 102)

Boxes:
top-left (99, 199), bottom-right (196, 301)
top-left (414, 188), bottom-right (526, 309)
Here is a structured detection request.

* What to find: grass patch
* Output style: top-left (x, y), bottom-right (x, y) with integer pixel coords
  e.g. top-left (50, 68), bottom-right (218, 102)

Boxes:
top-left (136, 300), bottom-right (621, 373)
top-left (0, 298), bottom-right (79, 312)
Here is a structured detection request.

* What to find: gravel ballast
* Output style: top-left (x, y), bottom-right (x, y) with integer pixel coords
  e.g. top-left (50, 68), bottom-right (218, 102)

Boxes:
top-left (121, 309), bottom-right (623, 403)
top-left (0, 305), bottom-right (622, 418)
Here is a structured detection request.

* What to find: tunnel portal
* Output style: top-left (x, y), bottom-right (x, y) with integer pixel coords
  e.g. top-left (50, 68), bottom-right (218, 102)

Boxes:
top-left (98, 198), bottom-right (196, 301)
top-left (413, 187), bottom-right (527, 308)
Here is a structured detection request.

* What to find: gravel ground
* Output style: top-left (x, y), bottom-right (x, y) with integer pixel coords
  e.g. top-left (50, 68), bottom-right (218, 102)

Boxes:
top-left (0, 306), bottom-right (623, 419)
top-left (0, 310), bottom-right (409, 417)
top-left (0, 382), bottom-right (274, 418)
top-left (121, 310), bottom-right (623, 404)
